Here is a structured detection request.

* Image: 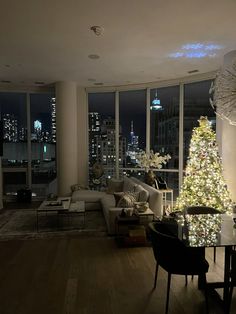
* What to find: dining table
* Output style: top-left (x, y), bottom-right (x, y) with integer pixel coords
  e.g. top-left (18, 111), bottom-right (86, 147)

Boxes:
top-left (175, 212), bottom-right (236, 310)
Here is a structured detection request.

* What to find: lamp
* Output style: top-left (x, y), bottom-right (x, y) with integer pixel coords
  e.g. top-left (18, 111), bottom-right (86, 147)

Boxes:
top-left (209, 51), bottom-right (236, 126)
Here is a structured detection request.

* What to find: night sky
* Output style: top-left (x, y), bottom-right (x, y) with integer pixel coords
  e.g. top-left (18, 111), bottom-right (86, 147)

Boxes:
top-left (0, 92), bottom-right (54, 132)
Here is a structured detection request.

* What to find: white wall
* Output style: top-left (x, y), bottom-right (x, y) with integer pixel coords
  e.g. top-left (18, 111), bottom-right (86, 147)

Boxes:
top-left (221, 120), bottom-right (236, 202)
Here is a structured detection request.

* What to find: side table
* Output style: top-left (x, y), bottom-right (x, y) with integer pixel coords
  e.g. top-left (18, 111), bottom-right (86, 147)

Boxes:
top-left (115, 215), bottom-right (140, 236)
top-left (159, 189), bottom-right (173, 214)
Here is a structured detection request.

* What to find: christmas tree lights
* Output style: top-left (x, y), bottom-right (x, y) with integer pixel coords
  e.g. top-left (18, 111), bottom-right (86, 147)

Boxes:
top-left (175, 116), bottom-right (234, 213)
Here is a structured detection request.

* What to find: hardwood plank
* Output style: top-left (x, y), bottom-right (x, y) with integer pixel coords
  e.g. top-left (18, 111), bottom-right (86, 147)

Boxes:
top-left (0, 237), bottom-right (235, 314)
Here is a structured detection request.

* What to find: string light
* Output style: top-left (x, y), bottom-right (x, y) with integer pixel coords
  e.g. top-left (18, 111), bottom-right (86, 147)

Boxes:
top-left (175, 116), bottom-right (234, 213)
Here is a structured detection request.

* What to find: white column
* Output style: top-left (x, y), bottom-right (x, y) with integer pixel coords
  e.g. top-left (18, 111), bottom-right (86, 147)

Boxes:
top-left (0, 157), bottom-right (3, 209)
top-left (56, 82), bottom-right (78, 195)
top-left (77, 87), bottom-right (89, 185)
top-left (221, 121), bottom-right (236, 202)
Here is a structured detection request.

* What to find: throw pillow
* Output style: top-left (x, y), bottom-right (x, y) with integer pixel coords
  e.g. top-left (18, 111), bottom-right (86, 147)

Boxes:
top-left (123, 177), bottom-right (136, 192)
top-left (117, 191), bottom-right (139, 208)
top-left (106, 178), bottom-right (124, 194)
top-left (134, 184), bottom-right (149, 202)
top-left (113, 192), bottom-right (124, 206)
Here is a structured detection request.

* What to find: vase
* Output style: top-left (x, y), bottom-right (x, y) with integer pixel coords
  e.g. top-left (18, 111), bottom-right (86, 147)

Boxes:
top-left (144, 169), bottom-right (156, 187)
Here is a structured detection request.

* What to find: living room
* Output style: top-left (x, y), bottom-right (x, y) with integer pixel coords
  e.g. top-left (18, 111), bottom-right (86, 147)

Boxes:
top-left (0, 1), bottom-right (236, 313)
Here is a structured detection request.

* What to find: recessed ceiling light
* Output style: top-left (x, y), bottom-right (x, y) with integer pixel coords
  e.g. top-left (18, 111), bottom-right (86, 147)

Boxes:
top-left (88, 54), bottom-right (100, 60)
top-left (188, 69), bottom-right (199, 74)
top-left (94, 82), bottom-right (103, 86)
top-left (34, 81), bottom-right (45, 85)
top-left (88, 78), bottom-right (96, 82)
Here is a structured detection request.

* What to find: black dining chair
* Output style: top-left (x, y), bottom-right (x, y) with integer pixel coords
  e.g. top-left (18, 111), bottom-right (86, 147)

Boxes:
top-left (184, 206), bottom-right (221, 263)
top-left (149, 222), bottom-right (209, 314)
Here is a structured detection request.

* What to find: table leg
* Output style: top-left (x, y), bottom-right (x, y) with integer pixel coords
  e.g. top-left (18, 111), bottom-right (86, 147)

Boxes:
top-left (171, 191), bottom-right (173, 211)
top-left (223, 246), bottom-right (232, 307)
top-left (36, 211), bottom-right (38, 232)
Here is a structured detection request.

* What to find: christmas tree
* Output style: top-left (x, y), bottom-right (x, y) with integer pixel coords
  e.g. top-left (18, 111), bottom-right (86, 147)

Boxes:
top-left (175, 116), bottom-right (233, 212)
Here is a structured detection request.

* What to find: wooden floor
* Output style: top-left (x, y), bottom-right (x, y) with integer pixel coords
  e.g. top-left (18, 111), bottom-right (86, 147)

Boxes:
top-left (0, 236), bottom-right (235, 314)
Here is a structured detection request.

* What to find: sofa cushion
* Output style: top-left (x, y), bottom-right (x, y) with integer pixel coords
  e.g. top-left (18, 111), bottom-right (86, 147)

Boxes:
top-left (134, 184), bottom-right (149, 202)
top-left (101, 193), bottom-right (116, 209)
top-left (106, 178), bottom-right (124, 194)
top-left (123, 176), bottom-right (137, 192)
top-left (71, 183), bottom-right (89, 192)
top-left (71, 190), bottom-right (106, 203)
top-left (131, 177), bottom-right (163, 217)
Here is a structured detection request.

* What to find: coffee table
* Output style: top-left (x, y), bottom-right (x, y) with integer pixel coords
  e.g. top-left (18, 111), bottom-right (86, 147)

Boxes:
top-left (36, 197), bottom-right (85, 231)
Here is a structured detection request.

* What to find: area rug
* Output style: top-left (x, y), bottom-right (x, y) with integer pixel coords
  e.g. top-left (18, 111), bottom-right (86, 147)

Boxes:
top-left (0, 209), bottom-right (107, 240)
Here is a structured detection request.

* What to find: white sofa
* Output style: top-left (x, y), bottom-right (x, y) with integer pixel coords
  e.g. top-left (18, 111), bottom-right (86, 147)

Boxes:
top-left (71, 176), bottom-right (163, 234)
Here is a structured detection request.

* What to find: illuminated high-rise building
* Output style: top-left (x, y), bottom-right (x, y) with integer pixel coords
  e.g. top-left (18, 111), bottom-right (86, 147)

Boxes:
top-left (3, 113), bottom-right (18, 142)
top-left (89, 112), bottom-right (101, 163)
top-left (51, 97), bottom-right (56, 143)
top-left (127, 120), bottom-right (139, 165)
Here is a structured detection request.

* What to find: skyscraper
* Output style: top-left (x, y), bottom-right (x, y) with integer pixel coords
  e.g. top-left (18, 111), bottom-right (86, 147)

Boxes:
top-left (51, 97), bottom-right (56, 143)
top-left (127, 120), bottom-right (139, 165)
top-left (3, 113), bottom-right (18, 142)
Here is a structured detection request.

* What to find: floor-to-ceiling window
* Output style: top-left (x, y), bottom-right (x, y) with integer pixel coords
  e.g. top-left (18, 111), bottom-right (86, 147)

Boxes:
top-left (150, 85), bottom-right (179, 197)
top-left (0, 92), bottom-right (28, 195)
top-left (30, 94), bottom-right (56, 197)
top-left (0, 90), bottom-right (56, 199)
top-left (88, 92), bottom-right (115, 188)
top-left (119, 89), bottom-right (146, 178)
top-left (87, 76), bottom-right (216, 200)
top-left (183, 80), bottom-right (215, 166)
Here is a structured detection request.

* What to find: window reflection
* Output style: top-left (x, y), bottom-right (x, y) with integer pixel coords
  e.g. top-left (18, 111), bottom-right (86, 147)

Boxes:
top-left (184, 214), bottom-right (222, 246)
top-left (30, 94), bottom-right (56, 197)
top-left (0, 92), bottom-right (27, 195)
top-left (88, 93), bottom-right (116, 188)
top-left (184, 80), bottom-right (215, 166)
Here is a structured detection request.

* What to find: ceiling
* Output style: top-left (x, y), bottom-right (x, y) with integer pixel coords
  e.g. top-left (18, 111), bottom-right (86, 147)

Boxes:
top-left (0, 0), bottom-right (236, 88)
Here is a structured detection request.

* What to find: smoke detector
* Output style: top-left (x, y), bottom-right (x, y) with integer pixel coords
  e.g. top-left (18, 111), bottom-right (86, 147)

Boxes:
top-left (90, 26), bottom-right (104, 36)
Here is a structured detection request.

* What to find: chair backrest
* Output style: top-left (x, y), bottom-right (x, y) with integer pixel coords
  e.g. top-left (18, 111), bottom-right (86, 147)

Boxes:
top-left (149, 222), bottom-right (187, 263)
top-left (184, 206), bottom-right (221, 215)
top-left (149, 222), bottom-right (208, 274)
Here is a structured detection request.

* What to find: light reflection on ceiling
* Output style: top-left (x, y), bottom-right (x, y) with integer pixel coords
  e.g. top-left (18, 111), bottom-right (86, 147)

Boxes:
top-left (169, 42), bottom-right (223, 59)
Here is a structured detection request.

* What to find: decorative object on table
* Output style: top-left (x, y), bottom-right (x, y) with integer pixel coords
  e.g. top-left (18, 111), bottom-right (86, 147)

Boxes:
top-left (156, 176), bottom-right (168, 190)
top-left (209, 51), bottom-right (236, 126)
top-left (175, 116), bottom-right (234, 213)
top-left (47, 193), bottom-right (57, 201)
top-left (144, 170), bottom-right (156, 187)
top-left (134, 201), bottom-right (149, 213)
top-left (123, 208), bottom-right (134, 217)
top-left (136, 150), bottom-right (171, 186)
top-left (70, 184), bottom-right (89, 192)
top-left (90, 161), bottom-right (104, 189)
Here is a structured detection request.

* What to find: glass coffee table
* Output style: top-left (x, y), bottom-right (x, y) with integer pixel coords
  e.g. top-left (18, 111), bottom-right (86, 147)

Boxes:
top-left (37, 197), bottom-right (85, 231)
